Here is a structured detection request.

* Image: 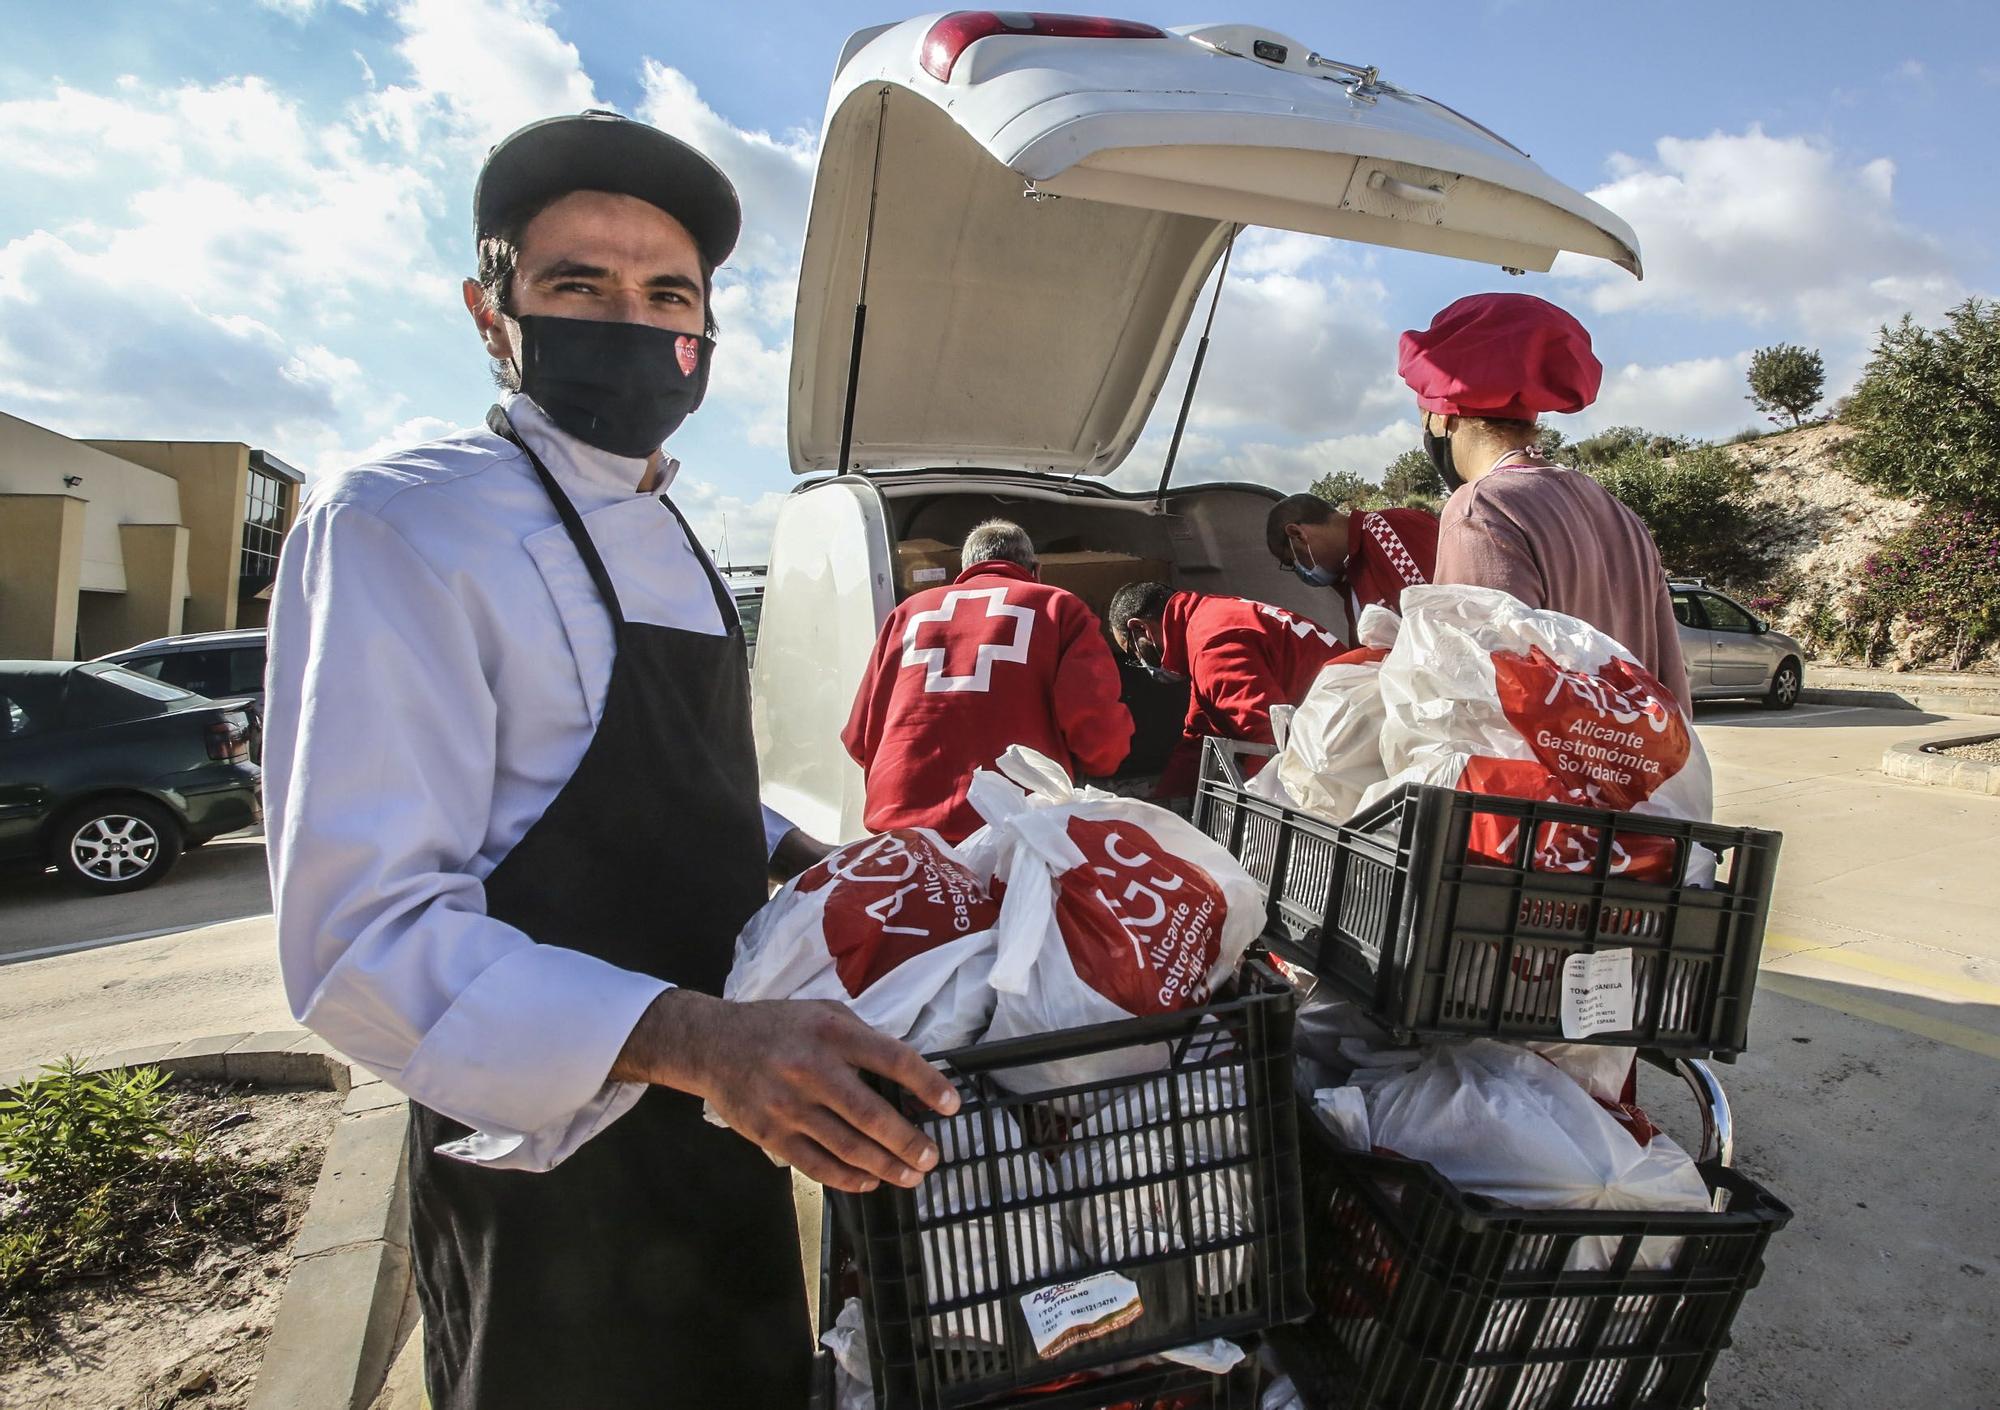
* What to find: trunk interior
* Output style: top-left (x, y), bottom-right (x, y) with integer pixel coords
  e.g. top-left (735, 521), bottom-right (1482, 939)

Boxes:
top-left (875, 475), bottom-right (1338, 793)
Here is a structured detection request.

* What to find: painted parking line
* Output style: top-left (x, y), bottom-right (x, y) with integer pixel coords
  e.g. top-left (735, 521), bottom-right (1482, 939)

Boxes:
top-left (1758, 972), bottom-right (2000, 1062)
top-left (1763, 932), bottom-right (2000, 1005)
top-left (1759, 931), bottom-right (2000, 1061)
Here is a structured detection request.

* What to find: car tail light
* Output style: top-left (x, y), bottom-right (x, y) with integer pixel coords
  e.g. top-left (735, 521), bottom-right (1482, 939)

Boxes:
top-left (919, 11), bottom-right (1168, 83)
top-left (207, 715), bottom-right (250, 762)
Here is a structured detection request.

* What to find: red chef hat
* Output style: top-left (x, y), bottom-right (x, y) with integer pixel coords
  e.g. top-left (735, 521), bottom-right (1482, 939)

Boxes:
top-left (1398, 293), bottom-right (1603, 421)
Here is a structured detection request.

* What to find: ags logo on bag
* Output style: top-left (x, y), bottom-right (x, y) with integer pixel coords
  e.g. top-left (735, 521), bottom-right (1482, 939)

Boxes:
top-left (796, 831), bottom-right (998, 997)
top-left (1056, 818), bottom-right (1226, 1016)
top-left (1465, 648), bottom-right (1694, 882)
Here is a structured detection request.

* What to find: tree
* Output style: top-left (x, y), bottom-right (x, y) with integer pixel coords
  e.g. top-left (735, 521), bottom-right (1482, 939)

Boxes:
top-left (1307, 469), bottom-right (1377, 508)
top-left (1571, 425), bottom-right (1648, 468)
top-left (1841, 299), bottom-right (2000, 516)
top-left (1746, 342), bottom-right (1825, 426)
top-left (1587, 444), bottom-right (1776, 586)
top-left (1379, 448), bottom-right (1439, 502)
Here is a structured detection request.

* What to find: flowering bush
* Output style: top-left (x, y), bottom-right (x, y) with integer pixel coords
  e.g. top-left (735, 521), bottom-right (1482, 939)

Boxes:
top-left (1810, 509), bottom-right (2000, 668)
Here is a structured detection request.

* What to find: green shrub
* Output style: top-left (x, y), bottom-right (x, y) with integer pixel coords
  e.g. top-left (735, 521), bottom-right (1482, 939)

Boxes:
top-left (1587, 444), bottom-right (1776, 587)
top-left (1842, 299), bottom-right (2000, 516)
top-left (1, 1059), bottom-right (296, 1330)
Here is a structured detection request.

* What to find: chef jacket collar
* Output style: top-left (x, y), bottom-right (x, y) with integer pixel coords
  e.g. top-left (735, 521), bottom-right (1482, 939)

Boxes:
top-left (503, 391), bottom-right (682, 498)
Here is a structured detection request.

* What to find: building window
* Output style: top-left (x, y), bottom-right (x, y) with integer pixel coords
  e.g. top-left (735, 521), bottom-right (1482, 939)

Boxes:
top-left (240, 467), bottom-right (291, 592)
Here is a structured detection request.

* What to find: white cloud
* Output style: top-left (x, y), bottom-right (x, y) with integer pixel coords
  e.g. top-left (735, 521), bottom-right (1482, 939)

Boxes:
top-left (1183, 270), bottom-right (1397, 437)
top-left (381, 0), bottom-right (597, 147)
top-left (1565, 352), bottom-right (1756, 440)
top-left (675, 483), bottom-right (790, 566)
top-left (1556, 126), bottom-right (1963, 341)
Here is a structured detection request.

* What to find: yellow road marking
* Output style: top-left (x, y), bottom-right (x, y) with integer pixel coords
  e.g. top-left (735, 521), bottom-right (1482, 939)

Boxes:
top-left (1758, 972), bottom-right (2000, 1063)
top-left (1762, 931), bottom-right (2000, 1006)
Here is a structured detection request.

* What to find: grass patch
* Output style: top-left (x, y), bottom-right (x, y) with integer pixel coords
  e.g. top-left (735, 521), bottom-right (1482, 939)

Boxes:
top-left (0, 1059), bottom-right (303, 1350)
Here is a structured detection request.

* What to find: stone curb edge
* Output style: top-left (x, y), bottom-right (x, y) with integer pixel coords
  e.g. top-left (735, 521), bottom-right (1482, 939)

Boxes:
top-left (1881, 731), bottom-right (2000, 797)
top-left (1802, 684), bottom-right (2000, 716)
top-left (2, 1031), bottom-right (413, 1410)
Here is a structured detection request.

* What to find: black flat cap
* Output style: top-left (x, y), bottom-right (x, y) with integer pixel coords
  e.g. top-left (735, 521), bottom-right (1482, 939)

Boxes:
top-left (474, 110), bottom-right (741, 268)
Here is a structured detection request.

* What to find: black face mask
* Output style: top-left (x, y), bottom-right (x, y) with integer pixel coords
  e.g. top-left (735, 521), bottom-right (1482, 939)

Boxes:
top-left (514, 314), bottom-right (712, 458)
top-left (1423, 426), bottom-right (1465, 491)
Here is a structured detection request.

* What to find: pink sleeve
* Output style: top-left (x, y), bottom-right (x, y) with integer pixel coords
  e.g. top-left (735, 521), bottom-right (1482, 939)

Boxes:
top-left (1434, 493), bottom-right (1545, 609)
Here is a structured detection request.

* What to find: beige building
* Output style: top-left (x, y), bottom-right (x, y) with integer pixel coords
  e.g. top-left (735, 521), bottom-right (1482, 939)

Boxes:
top-left (0, 409), bottom-right (302, 661)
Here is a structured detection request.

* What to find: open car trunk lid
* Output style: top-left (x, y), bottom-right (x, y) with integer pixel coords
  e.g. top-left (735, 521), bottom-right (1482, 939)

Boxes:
top-left (789, 14), bottom-right (1641, 479)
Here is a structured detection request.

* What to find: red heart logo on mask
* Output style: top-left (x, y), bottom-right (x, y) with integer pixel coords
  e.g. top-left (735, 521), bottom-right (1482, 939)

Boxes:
top-left (674, 335), bottom-right (700, 377)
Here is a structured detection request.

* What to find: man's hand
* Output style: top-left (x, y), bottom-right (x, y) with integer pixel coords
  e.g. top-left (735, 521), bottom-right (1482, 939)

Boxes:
top-left (612, 989), bottom-right (959, 1194)
top-left (769, 826), bottom-right (835, 885)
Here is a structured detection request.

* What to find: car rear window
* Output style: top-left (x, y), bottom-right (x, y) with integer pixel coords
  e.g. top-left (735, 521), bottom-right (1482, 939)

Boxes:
top-left (96, 666), bottom-right (195, 702)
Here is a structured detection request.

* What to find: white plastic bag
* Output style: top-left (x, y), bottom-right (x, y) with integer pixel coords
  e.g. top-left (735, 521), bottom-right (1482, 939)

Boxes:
top-left (1367, 585), bottom-right (1712, 885)
top-left (915, 1103), bottom-right (1078, 1344)
top-left (1363, 1040), bottom-right (1711, 1271)
top-left (723, 828), bottom-right (1000, 1054)
top-left (821, 1297), bottom-right (876, 1410)
top-left (1271, 606), bottom-right (1399, 823)
top-left (960, 748), bottom-right (1265, 1095)
top-left (1064, 1068), bottom-right (1252, 1296)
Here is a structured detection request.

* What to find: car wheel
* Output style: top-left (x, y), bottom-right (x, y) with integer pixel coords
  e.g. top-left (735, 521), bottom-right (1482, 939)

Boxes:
top-left (1764, 658), bottom-right (1802, 711)
top-left (53, 800), bottom-right (183, 893)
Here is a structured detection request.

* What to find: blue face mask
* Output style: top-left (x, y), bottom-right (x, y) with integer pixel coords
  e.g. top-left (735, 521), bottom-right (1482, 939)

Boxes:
top-left (1290, 538), bottom-right (1335, 588)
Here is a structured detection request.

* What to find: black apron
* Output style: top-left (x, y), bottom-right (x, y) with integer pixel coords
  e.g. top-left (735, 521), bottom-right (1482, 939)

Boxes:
top-left (406, 407), bottom-right (811, 1409)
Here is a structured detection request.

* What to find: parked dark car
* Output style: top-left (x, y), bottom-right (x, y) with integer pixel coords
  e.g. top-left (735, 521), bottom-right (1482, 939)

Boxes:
top-left (99, 628), bottom-right (268, 758)
top-left (0, 661), bottom-right (261, 893)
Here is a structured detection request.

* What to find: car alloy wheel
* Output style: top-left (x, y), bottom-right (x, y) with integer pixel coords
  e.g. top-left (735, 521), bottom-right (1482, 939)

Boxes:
top-left (70, 813), bottom-right (162, 884)
top-left (1767, 661), bottom-right (1801, 710)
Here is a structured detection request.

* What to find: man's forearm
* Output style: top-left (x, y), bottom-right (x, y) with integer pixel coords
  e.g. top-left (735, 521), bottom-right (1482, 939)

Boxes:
top-left (609, 987), bottom-right (718, 1091)
top-left (769, 826), bottom-right (834, 884)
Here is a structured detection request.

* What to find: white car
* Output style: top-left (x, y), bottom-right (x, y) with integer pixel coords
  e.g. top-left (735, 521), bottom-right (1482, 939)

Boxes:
top-left (753, 15), bottom-right (1644, 841)
top-left (1670, 580), bottom-right (1806, 709)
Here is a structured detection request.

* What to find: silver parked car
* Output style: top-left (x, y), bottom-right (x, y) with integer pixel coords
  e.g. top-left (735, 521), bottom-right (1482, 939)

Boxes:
top-left (1670, 581), bottom-right (1805, 709)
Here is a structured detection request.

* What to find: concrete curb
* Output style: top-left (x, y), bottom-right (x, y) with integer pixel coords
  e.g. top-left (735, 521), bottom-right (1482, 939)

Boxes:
top-left (1, 1031), bottom-right (413, 1410)
top-left (1801, 684), bottom-right (2000, 716)
top-left (1882, 731), bottom-right (2000, 796)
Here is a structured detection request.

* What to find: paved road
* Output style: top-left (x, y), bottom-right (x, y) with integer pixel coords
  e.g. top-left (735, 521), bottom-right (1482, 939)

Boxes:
top-left (1, 703), bottom-right (1995, 1408)
top-left (0, 831), bottom-right (270, 962)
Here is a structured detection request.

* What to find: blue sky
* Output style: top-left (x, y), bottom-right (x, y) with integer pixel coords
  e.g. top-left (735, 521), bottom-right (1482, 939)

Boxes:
top-left (2, 0), bottom-right (1992, 560)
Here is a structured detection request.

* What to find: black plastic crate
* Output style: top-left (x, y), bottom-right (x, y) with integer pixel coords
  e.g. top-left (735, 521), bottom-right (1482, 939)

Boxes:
top-left (829, 961), bottom-right (1310, 1410)
top-left (1192, 739), bottom-right (1781, 1058)
top-left (812, 1343), bottom-right (1262, 1409)
top-left (1272, 1114), bottom-right (1791, 1410)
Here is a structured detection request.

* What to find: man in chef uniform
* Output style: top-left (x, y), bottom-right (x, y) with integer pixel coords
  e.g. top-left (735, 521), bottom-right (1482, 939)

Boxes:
top-left (1107, 581), bottom-right (1345, 802)
top-left (1263, 492), bottom-right (1438, 637)
top-left (1397, 292), bottom-right (1692, 712)
top-left (262, 112), bottom-right (959, 1409)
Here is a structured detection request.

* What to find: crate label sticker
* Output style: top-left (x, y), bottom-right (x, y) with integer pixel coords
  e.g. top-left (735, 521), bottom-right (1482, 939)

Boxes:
top-left (1020, 1271), bottom-right (1143, 1359)
top-left (1561, 947), bottom-right (1635, 1038)
top-left (912, 567), bottom-right (950, 583)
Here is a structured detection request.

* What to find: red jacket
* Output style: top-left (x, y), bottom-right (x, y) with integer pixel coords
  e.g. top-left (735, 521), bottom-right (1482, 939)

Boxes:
top-left (842, 561), bottom-right (1133, 842)
top-left (1156, 591), bottom-right (1344, 798)
top-left (1339, 507), bottom-right (1439, 634)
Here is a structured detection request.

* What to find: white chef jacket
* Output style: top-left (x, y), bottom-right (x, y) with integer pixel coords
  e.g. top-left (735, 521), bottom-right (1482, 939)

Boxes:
top-left (264, 394), bottom-right (791, 1171)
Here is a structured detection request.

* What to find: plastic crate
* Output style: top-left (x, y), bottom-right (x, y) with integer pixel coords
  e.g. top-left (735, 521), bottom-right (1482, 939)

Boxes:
top-left (1272, 1114), bottom-right (1791, 1410)
top-left (829, 961), bottom-right (1310, 1410)
top-left (1192, 739), bottom-right (1781, 1058)
top-left (812, 1342), bottom-right (1261, 1409)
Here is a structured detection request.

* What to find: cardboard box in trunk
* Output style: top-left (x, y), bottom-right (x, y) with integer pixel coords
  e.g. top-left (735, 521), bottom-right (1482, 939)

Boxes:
top-left (894, 538), bottom-right (960, 594)
top-left (1036, 551), bottom-right (1172, 624)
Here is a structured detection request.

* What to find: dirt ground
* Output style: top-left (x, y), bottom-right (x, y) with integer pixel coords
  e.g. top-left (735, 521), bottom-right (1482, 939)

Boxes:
top-left (0, 1081), bottom-right (341, 1410)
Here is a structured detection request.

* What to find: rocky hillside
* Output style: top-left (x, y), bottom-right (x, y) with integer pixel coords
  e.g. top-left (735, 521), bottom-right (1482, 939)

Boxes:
top-left (1713, 421), bottom-right (1982, 668)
